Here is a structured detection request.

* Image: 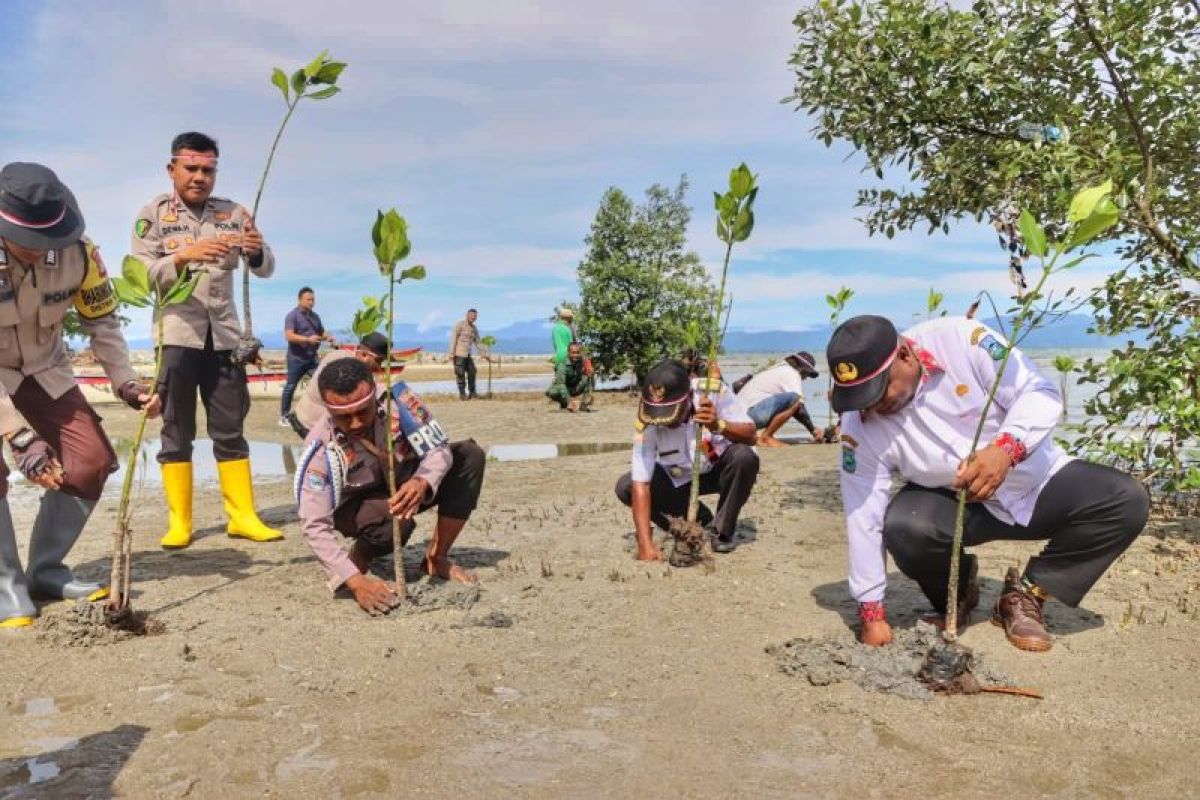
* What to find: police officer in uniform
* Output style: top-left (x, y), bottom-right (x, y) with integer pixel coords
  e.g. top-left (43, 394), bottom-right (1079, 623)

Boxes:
top-left (0, 162), bottom-right (158, 628)
top-left (830, 315), bottom-right (1148, 652)
top-left (295, 358), bottom-right (486, 615)
top-left (130, 132), bottom-right (280, 549)
top-left (615, 359), bottom-right (759, 558)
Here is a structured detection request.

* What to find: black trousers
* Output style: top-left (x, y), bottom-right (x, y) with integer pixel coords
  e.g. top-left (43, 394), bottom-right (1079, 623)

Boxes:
top-left (614, 443), bottom-right (759, 539)
top-left (883, 460), bottom-right (1149, 610)
top-left (453, 356), bottom-right (477, 396)
top-left (335, 441), bottom-right (487, 561)
top-left (157, 331), bottom-right (250, 464)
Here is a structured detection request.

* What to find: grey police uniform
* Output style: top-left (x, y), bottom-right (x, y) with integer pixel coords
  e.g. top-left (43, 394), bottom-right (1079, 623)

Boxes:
top-left (130, 192), bottom-right (275, 463)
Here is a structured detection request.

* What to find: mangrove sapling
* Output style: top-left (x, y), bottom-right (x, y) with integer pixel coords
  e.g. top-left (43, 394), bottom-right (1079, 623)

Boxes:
top-left (942, 182), bottom-right (1120, 642)
top-left (824, 287), bottom-right (854, 438)
top-left (233, 51), bottom-right (346, 367)
top-left (1053, 355), bottom-right (1076, 421)
top-left (668, 164), bottom-right (758, 568)
top-left (480, 336), bottom-right (497, 397)
top-left (107, 256), bottom-right (199, 620)
top-left (372, 210), bottom-right (427, 599)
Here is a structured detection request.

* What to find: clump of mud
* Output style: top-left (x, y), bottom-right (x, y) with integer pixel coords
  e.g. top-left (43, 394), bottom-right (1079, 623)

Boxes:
top-left (667, 517), bottom-right (711, 568)
top-left (766, 622), bottom-right (1011, 701)
top-left (36, 603), bottom-right (165, 648)
top-left (403, 580), bottom-right (482, 612)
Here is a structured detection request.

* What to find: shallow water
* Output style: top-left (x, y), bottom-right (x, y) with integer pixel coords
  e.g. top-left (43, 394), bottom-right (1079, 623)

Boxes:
top-left (487, 442), bottom-right (632, 462)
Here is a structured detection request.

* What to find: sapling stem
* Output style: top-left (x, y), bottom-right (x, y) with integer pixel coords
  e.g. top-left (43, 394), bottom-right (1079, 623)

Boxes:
top-left (944, 250), bottom-right (1059, 641)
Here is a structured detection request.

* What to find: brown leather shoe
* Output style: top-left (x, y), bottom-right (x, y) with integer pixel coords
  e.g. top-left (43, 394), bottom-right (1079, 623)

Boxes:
top-left (991, 567), bottom-right (1053, 652)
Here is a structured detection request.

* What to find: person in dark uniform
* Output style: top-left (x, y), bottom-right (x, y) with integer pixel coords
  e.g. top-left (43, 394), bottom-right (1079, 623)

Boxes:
top-left (130, 131), bottom-right (280, 549)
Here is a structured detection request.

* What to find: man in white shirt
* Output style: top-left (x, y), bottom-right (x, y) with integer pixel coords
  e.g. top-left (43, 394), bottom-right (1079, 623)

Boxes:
top-left (615, 359), bottom-right (759, 556)
top-left (830, 315), bottom-right (1148, 652)
top-left (736, 351), bottom-right (824, 446)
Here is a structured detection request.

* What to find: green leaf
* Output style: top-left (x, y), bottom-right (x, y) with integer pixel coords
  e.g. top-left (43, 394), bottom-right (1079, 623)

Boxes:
top-left (290, 69), bottom-right (308, 96)
top-left (305, 86), bottom-right (341, 101)
top-left (373, 208), bottom-right (411, 269)
top-left (312, 62), bottom-right (347, 85)
top-left (271, 67), bottom-right (290, 102)
top-left (1067, 179), bottom-right (1113, 223)
top-left (121, 255), bottom-right (150, 295)
top-left (731, 208), bottom-right (754, 242)
top-left (303, 49), bottom-right (330, 79)
top-left (1017, 209), bottom-right (1047, 257)
top-left (716, 217), bottom-right (731, 243)
top-left (399, 264), bottom-right (427, 282)
top-left (162, 271), bottom-right (200, 306)
top-left (728, 163), bottom-right (754, 199)
top-left (1067, 198), bottom-right (1120, 249)
top-left (112, 277), bottom-right (150, 307)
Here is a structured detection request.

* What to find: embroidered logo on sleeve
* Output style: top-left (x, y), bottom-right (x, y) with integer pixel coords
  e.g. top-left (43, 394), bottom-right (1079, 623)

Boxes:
top-left (135, 219), bottom-right (152, 238)
top-left (841, 445), bottom-right (857, 473)
top-left (73, 242), bottom-right (118, 319)
top-left (977, 333), bottom-right (1008, 360)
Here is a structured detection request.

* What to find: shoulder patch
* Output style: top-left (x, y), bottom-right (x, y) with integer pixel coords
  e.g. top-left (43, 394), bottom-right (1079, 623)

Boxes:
top-left (841, 445), bottom-right (857, 473)
top-left (969, 326), bottom-right (986, 345)
top-left (135, 218), bottom-right (152, 238)
top-left (840, 434), bottom-right (858, 448)
top-left (634, 418), bottom-right (646, 433)
top-left (73, 242), bottom-right (118, 320)
top-left (977, 333), bottom-right (1008, 361)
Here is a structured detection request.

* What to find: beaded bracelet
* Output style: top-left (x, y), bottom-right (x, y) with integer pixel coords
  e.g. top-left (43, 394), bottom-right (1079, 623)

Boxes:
top-left (858, 600), bottom-right (886, 623)
top-left (992, 432), bottom-right (1027, 465)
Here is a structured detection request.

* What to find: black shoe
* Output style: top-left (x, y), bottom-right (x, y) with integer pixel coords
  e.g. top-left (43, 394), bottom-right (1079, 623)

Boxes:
top-left (459, 394), bottom-right (468, 401)
top-left (468, 393), bottom-right (480, 400)
top-left (711, 533), bottom-right (737, 554)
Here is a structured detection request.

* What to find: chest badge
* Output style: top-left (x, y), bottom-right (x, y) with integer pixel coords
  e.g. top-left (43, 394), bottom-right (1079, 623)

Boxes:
top-left (668, 465), bottom-right (684, 478)
top-left (955, 383), bottom-right (969, 397)
top-left (165, 238), bottom-right (179, 251)
top-left (162, 211), bottom-right (179, 223)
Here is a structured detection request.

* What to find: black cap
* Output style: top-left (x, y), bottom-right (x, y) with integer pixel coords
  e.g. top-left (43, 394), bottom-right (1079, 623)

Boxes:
top-left (358, 332), bottom-right (390, 360)
top-left (638, 359), bottom-right (692, 426)
top-left (0, 163), bottom-right (86, 250)
top-left (827, 315), bottom-right (900, 413)
top-left (786, 350), bottom-right (819, 379)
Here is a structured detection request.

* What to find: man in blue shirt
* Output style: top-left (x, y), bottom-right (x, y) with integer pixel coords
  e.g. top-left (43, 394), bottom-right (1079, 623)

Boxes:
top-left (281, 286), bottom-right (333, 425)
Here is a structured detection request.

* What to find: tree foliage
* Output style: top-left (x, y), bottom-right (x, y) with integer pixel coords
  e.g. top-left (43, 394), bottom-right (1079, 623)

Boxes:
top-left (575, 177), bottom-right (715, 383)
top-left (789, 0), bottom-right (1200, 492)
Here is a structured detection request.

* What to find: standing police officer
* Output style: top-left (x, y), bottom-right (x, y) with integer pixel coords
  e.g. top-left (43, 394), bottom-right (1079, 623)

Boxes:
top-left (131, 132), bottom-right (281, 549)
top-left (0, 163), bottom-right (158, 627)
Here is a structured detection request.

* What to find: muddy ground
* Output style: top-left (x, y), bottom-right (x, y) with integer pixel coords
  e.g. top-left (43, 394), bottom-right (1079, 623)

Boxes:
top-left (2, 391), bottom-right (1199, 798)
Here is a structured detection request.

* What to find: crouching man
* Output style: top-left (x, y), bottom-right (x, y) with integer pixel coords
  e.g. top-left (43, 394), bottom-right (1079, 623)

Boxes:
top-left (830, 315), bottom-right (1148, 652)
top-left (295, 358), bottom-right (485, 615)
top-left (615, 359), bottom-right (759, 556)
top-left (0, 163), bottom-right (159, 627)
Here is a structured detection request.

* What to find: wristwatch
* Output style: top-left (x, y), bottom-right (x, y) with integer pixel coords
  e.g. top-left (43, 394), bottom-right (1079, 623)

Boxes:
top-left (8, 428), bottom-right (37, 449)
top-left (715, 419), bottom-right (727, 435)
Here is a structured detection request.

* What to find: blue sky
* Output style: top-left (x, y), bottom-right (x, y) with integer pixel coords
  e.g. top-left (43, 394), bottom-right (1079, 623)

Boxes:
top-left (1, 0), bottom-right (1117, 341)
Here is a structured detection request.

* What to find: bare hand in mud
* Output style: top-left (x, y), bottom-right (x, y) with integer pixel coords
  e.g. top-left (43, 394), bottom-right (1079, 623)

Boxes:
top-left (389, 477), bottom-right (429, 519)
top-left (860, 619), bottom-right (893, 647)
top-left (346, 574), bottom-right (400, 616)
top-left (635, 543), bottom-right (664, 562)
top-left (954, 444), bottom-right (1011, 502)
top-left (174, 238), bottom-right (229, 266)
top-left (692, 397), bottom-right (718, 430)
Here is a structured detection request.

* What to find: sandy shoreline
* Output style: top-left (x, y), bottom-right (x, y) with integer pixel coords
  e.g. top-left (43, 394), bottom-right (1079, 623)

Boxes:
top-left (2, 393), bottom-right (1198, 797)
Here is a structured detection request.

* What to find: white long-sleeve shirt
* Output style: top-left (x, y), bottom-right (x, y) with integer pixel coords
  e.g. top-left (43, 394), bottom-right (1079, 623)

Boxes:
top-left (838, 317), bottom-right (1072, 603)
top-left (631, 380), bottom-right (753, 488)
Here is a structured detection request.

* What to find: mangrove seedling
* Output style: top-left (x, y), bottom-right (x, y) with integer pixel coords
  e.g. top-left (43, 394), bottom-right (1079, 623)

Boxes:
top-left (480, 335), bottom-right (498, 397)
top-left (107, 256), bottom-right (200, 616)
top-left (1052, 355), bottom-right (1075, 421)
top-left (372, 209), bottom-right (427, 598)
top-left (824, 286), bottom-right (855, 432)
top-left (233, 50), bottom-right (347, 367)
top-left (943, 182), bottom-right (1119, 641)
top-left (669, 164), bottom-right (758, 567)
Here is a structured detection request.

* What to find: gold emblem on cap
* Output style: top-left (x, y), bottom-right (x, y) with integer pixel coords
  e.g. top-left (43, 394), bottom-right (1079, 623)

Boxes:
top-left (648, 384), bottom-right (666, 402)
top-left (835, 362), bottom-right (858, 382)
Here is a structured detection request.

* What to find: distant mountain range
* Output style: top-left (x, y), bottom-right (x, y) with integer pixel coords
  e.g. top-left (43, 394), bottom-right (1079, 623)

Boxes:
top-left (123, 313), bottom-right (1140, 354)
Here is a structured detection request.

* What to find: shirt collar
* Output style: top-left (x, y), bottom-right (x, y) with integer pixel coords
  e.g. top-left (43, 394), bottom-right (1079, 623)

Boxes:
top-left (904, 336), bottom-right (943, 383)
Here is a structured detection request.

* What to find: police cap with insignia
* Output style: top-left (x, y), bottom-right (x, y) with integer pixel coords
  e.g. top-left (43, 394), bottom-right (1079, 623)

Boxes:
top-left (827, 315), bottom-right (901, 413)
top-left (0, 162), bottom-right (86, 250)
top-left (637, 359), bottom-right (692, 427)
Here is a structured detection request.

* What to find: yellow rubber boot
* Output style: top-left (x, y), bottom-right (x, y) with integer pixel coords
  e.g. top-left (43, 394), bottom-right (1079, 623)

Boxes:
top-left (160, 462), bottom-right (194, 550)
top-left (218, 459), bottom-right (283, 542)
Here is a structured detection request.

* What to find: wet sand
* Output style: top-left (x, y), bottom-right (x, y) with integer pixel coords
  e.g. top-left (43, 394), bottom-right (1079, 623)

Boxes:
top-left (2, 393), bottom-right (1199, 798)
